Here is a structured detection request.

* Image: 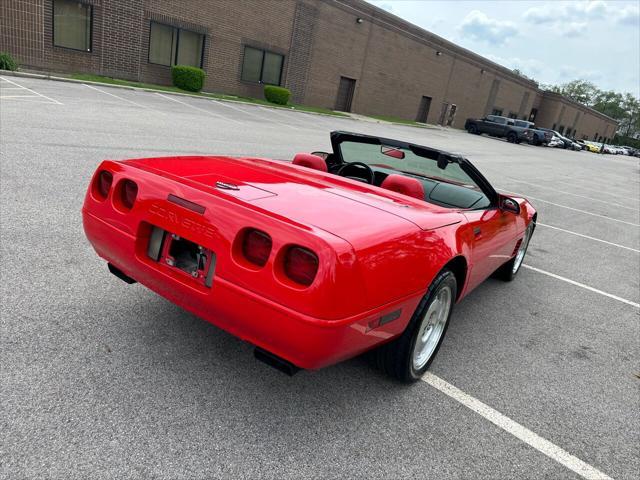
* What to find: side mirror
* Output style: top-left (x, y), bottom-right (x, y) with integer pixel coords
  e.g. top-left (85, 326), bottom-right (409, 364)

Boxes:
top-left (499, 195), bottom-right (520, 214)
top-left (381, 146), bottom-right (405, 159)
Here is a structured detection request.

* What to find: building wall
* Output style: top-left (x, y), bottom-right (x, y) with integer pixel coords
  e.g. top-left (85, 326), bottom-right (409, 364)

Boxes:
top-left (0, 0), bottom-right (617, 136)
top-left (535, 92), bottom-right (618, 142)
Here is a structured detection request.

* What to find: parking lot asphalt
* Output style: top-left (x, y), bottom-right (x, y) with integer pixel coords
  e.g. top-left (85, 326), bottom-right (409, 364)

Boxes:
top-left (1, 76), bottom-right (638, 480)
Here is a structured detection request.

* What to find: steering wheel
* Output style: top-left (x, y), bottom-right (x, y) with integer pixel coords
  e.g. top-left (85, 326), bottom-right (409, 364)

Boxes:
top-left (336, 162), bottom-right (375, 184)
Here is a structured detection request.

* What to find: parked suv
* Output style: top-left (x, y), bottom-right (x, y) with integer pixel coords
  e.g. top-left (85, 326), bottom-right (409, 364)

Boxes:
top-left (465, 115), bottom-right (534, 144)
top-left (513, 120), bottom-right (552, 146)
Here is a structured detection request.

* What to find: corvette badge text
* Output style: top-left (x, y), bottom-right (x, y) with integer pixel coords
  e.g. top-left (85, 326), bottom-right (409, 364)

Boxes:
top-left (149, 203), bottom-right (217, 239)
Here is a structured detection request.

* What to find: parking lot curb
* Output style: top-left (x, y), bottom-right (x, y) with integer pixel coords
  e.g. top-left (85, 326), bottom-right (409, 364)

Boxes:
top-left (0, 68), bottom-right (353, 121)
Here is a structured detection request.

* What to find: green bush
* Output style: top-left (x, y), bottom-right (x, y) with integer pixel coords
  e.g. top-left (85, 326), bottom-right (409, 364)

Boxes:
top-left (171, 65), bottom-right (205, 92)
top-left (0, 52), bottom-right (18, 71)
top-left (264, 85), bottom-right (291, 105)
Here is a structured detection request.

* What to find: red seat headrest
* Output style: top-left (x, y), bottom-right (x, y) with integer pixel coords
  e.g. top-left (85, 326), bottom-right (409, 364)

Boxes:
top-left (292, 153), bottom-right (328, 172)
top-left (380, 174), bottom-right (425, 200)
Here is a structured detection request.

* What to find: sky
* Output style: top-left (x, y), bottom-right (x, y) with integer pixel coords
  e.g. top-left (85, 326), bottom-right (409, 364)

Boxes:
top-left (364, 0), bottom-right (640, 96)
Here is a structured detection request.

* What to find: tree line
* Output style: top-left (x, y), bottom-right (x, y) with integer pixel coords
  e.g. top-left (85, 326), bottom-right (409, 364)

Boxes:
top-left (542, 79), bottom-right (639, 143)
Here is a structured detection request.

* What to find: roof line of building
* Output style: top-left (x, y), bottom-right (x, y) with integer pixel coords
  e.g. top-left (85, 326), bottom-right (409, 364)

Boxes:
top-left (332, 0), bottom-right (540, 90)
top-left (336, 0), bottom-right (618, 126)
top-left (540, 90), bottom-right (619, 124)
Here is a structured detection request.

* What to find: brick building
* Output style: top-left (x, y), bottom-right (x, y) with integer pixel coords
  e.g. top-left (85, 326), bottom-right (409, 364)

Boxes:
top-left (1, 0), bottom-right (618, 141)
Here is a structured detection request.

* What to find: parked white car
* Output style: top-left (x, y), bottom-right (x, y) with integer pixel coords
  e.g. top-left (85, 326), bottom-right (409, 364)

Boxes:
top-left (548, 136), bottom-right (565, 148)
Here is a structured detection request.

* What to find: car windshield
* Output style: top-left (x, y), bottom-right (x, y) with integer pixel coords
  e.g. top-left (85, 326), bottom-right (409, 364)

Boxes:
top-left (337, 140), bottom-right (491, 209)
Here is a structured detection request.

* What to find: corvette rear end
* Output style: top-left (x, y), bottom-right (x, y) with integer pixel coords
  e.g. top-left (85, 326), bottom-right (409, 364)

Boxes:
top-left (82, 156), bottom-right (433, 371)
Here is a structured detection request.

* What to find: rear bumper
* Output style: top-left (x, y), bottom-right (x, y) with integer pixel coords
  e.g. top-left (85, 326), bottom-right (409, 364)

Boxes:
top-left (83, 210), bottom-right (421, 370)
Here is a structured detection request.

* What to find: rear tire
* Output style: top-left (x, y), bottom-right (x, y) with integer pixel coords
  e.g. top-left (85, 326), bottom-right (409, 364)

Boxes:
top-left (496, 222), bottom-right (534, 281)
top-left (467, 124), bottom-right (478, 134)
top-left (373, 269), bottom-right (457, 383)
top-left (507, 132), bottom-right (517, 143)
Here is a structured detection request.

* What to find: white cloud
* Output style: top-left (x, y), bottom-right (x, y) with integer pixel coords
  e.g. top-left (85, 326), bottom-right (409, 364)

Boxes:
top-left (557, 65), bottom-right (603, 83)
top-left (458, 11), bottom-right (518, 45)
top-left (524, 1), bottom-right (638, 29)
top-left (524, 1), bottom-right (607, 23)
top-left (615, 4), bottom-right (640, 26)
top-left (556, 21), bottom-right (588, 38)
top-left (484, 54), bottom-right (545, 77)
top-left (377, 3), bottom-right (394, 13)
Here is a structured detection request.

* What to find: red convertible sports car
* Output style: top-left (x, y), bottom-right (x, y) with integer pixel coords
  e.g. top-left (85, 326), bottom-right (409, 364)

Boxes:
top-left (83, 131), bottom-right (536, 382)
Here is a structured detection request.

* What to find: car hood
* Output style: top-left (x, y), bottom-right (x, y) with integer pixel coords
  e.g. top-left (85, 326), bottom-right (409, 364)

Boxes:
top-left (125, 155), bottom-right (464, 247)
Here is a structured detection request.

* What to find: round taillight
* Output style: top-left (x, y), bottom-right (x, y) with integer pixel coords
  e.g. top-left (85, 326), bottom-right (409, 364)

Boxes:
top-left (284, 246), bottom-right (318, 287)
top-left (95, 170), bottom-right (113, 200)
top-left (242, 229), bottom-right (272, 267)
top-left (120, 179), bottom-right (138, 210)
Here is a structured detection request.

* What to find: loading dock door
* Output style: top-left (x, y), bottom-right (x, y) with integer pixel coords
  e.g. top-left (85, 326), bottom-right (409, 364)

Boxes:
top-left (335, 76), bottom-right (356, 112)
top-left (416, 96), bottom-right (432, 123)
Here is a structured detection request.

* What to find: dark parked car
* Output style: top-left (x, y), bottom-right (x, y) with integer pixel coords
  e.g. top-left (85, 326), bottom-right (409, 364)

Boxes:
top-left (465, 115), bottom-right (534, 144)
top-left (513, 120), bottom-right (552, 146)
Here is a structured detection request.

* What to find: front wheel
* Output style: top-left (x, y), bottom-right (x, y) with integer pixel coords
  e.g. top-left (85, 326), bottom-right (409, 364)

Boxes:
top-left (496, 222), bottom-right (534, 281)
top-left (507, 132), bottom-right (517, 143)
top-left (373, 270), bottom-right (457, 383)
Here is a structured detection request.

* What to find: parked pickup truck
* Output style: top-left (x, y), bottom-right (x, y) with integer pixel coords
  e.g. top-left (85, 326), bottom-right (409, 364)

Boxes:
top-left (513, 120), bottom-right (553, 146)
top-left (465, 115), bottom-right (534, 144)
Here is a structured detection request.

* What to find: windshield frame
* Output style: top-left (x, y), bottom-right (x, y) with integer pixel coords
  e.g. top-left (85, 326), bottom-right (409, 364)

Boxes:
top-left (329, 131), bottom-right (499, 208)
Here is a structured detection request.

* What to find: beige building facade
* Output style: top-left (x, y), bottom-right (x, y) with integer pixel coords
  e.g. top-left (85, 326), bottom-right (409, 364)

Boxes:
top-left (1, 0), bottom-right (618, 140)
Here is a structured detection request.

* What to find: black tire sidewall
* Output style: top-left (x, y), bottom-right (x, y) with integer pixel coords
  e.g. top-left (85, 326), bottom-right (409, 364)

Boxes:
top-left (406, 271), bottom-right (457, 380)
top-left (499, 222), bottom-right (534, 281)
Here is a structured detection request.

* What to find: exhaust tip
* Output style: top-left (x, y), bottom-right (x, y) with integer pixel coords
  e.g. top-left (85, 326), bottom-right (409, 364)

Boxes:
top-left (107, 263), bottom-right (137, 284)
top-left (254, 347), bottom-right (300, 376)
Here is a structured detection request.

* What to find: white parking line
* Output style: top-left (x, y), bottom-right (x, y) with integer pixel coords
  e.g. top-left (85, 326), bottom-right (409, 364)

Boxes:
top-left (257, 106), bottom-right (304, 130)
top-left (503, 178), bottom-right (638, 212)
top-left (422, 373), bottom-right (613, 480)
top-left (548, 179), bottom-right (639, 203)
top-left (84, 83), bottom-right (163, 113)
top-left (213, 99), bottom-right (265, 120)
top-left (522, 264), bottom-right (639, 308)
top-left (0, 76), bottom-right (63, 105)
top-left (536, 222), bottom-right (640, 253)
top-left (499, 188), bottom-right (640, 227)
top-left (155, 92), bottom-right (241, 124)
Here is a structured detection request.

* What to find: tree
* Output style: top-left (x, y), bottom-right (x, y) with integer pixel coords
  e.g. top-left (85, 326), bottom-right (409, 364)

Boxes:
top-left (619, 93), bottom-right (640, 138)
top-left (592, 90), bottom-right (626, 119)
top-left (512, 68), bottom-right (538, 85)
top-left (543, 79), bottom-right (640, 139)
top-left (552, 79), bottom-right (599, 106)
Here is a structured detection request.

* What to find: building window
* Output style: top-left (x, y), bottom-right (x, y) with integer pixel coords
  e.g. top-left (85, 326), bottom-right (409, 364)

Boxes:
top-left (508, 112), bottom-right (518, 119)
top-left (241, 46), bottom-right (284, 85)
top-left (558, 126), bottom-right (565, 134)
top-left (491, 108), bottom-right (503, 116)
top-left (53, 0), bottom-right (92, 52)
top-left (148, 22), bottom-right (204, 67)
top-left (552, 123), bottom-right (557, 130)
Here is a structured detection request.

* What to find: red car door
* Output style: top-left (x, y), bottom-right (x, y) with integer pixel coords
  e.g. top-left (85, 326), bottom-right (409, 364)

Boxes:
top-left (462, 208), bottom-right (518, 291)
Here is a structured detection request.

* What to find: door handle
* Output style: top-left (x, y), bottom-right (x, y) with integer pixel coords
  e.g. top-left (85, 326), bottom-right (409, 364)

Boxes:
top-left (473, 227), bottom-right (482, 237)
